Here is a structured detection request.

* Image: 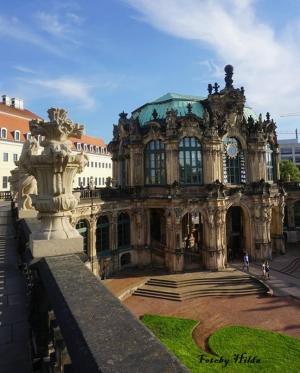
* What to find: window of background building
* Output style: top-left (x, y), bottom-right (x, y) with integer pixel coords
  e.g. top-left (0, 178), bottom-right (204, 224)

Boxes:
top-left (99, 177), bottom-right (101, 185)
top-left (102, 177), bottom-right (105, 185)
top-left (1, 128), bottom-right (7, 139)
top-left (144, 140), bottom-right (166, 185)
top-left (109, 164), bottom-right (111, 168)
top-left (280, 148), bottom-right (293, 154)
top-left (95, 162), bottom-right (98, 167)
top-left (26, 133), bottom-right (31, 140)
top-left (106, 163), bottom-right (108, 168)
top-left (295, 157), bottom-right (300, 163)
top-left (83, 177), bottom-right (86, 186)
top-left (91, 162), bottom-right (94, 167)
top-left (3, 153), bottom-right (8, 162)
top-left (95, 178), bottom-right (97, 185)
top-left (99, 162), bottom-right (101, 168)
top-left (2, 176), bottom-right (8, 189)
top-left (281, 155), bottom-right (294, 161)
top-left (87, 162), bottom-right (90, 167)
top-left (13, 154), bottom-right (18, 162)
top-left (295, 148), bottom-right (300, 154)
top-left (14, 131), bottom-right (20, 141)
top-left (179, 137), bottom-right (202, 185)
top-left (102, 163), bottom-right (104, 168)
top-left (78, 177), bottom-right (81, 186)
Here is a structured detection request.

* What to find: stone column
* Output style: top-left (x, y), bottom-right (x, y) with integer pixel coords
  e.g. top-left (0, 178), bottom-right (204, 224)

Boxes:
top-left (202, 204), bottom-right (226, 270)
top-left (251, 201), bottom-right (272, 260)
top-left (247, 140), bottom-right (266, 182)
top-left (89, 216), bottom-right (99, 276)
top-left (28, 108), bottom-right (88, 257)
top-left (129, 145), bottom-right (144, 186)
top-left (202, 139), bottom-right (222, 184)
top-left (165, 141), bottom-right (179, 184)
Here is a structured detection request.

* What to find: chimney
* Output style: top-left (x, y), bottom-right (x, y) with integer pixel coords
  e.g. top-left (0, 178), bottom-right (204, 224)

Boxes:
top-left (11, 98), bottom-right (24, 110)
top-left (2, 95), bottom-right (11, 106)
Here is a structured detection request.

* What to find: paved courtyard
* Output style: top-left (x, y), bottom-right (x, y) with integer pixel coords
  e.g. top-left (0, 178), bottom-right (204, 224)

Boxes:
top-left (104, 260), bottom-right (300, 351)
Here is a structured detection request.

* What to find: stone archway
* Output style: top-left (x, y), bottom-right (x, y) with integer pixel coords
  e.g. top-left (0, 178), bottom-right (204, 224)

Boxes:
top-left (226, 205), bottom-right (251, 261)
top-left (181, 212), bottom-right (203, 269)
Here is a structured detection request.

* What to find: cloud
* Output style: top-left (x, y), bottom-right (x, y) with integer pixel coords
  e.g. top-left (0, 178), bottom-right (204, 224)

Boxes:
top-left (34, 11), bottom-right (84, 43)
top-left (13, 65), bottom-right (37, 74)
top-left (0, 16), bottom-right (63, 56)
top-left (25, 77), bottom-right (95, 109)
top-left (17, 74), bottom-right (123, 110)
top-left (125, 0), bottom-right (300, 119)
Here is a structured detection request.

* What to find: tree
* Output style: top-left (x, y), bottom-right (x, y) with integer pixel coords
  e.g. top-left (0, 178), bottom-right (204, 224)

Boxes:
top-left (280, 160), bottom-right (300, 181)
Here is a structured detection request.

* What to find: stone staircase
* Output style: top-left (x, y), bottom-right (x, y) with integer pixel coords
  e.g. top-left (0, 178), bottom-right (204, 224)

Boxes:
top-left (132, 270), bottom-right (267, 301)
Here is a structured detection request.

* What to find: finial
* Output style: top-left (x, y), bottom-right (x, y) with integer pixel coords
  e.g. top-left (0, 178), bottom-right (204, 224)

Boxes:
top-left (224, 64), bottom-right (234, 88)
top-left (241, 86), bottom-right (244, 95)
top-left (259, 113), bottom-right (262, 122)
top-left (119, 111), bottom-right (128, 119)
top-left (213, 82), bottom-right (220, 94)
top-left (266, 112), bottom-right (270, 121)
top-left (187, 102), bottom-right (192, 114)
top-left (152, 109), bottom-right (158, 120)
top-left (208, 83), bottom-right (213, 95)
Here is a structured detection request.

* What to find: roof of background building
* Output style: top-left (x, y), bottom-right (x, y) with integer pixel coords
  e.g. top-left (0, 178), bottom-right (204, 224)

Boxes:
top-left (132, 92), bottom-right (258, 126)
top-left (278, 139), bottom-right (299, 145)
top-left (0, 102), bottom-right (107, 149)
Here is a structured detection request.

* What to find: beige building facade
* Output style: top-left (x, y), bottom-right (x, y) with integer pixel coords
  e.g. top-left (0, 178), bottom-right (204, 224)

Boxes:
top-left (73, 66), bottom-right (286, 276)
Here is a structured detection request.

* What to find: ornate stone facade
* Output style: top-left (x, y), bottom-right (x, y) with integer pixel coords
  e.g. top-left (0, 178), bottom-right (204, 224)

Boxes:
top-left (73, 66), bottom-right (285, 275)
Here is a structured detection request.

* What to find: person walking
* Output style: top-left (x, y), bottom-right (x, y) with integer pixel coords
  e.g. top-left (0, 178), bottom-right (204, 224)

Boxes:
top-left (265, 261), bottom-right (270, 279)
top-left (243, 252), bottom-right (249, 272)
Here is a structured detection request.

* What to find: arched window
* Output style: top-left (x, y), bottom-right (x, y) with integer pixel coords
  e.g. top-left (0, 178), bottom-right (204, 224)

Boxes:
top-left (118, 212), bottom-right (130, 249)
top-left (223, 137), bottom-right (246, 184)
top-left (1, 128), bottom-right (7, 139)
top-left (14, 130), bottom-right (20, 141)
top-left (294, 201), bottom-right (300, 230)
top-left (266, 143), bottom-right (274, 182)
top-left (179, 137), bottom-right (203, 184)
top-left (76, 220), bottom-right (89, 254)
top-left (96, 216), bottom-right (110, 253)
top-left (144, 140), bottom-right (166, 184)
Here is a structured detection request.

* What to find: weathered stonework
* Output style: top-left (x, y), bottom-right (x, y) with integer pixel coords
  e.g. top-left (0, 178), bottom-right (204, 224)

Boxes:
top-left (73, 66), bottom-right (285, 275)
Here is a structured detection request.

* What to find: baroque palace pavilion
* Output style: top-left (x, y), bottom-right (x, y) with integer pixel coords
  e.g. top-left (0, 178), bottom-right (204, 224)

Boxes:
top-left (74, 65), bottom-right (285, 276)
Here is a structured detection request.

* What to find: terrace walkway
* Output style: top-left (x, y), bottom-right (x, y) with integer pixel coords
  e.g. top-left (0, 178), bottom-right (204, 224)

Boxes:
top-left (0, 202), bottom-right (31, 373)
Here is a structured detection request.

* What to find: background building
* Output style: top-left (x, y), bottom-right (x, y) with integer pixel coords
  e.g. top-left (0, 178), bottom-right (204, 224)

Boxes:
top-left (278, 130), bottom-right (300, 169)
top-left (0, 94), bottom-right (112, 191)
top-left (73, 66), bottom-right (286, 276)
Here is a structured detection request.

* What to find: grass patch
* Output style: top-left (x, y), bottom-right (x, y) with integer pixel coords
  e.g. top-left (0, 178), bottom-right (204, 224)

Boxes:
top-left (142, 314), bottom-right (300, 372)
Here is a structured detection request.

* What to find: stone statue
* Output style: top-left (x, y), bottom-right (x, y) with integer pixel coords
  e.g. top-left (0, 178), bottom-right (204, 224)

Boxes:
top-left (10, 138), bottom-right (40, 210)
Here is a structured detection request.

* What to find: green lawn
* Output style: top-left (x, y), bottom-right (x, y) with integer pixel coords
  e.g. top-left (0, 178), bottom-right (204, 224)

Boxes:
top-left (142, 314), bottom-right (300, 372)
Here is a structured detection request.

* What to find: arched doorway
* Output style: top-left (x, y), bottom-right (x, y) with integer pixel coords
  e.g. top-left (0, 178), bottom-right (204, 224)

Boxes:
top-left (182, 212), bottom-right (203, 269)
top-left (76, 220), bottom-right (89, 255)
top-left (226, 206), bottom-right (244, 260)
top-left (96, 216), bottom-right (110, 254)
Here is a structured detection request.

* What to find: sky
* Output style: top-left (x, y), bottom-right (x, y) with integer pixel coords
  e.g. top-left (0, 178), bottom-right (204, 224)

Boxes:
top-left (1, 0), bottom-right (300, 143)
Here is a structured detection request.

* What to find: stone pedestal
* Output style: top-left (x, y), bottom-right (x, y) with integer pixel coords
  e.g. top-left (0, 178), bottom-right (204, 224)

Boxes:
top-left (31, 237), bottom-right (83, 258)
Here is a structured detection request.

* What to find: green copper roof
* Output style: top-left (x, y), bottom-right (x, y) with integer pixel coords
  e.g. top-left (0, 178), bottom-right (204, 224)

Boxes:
top-left (132, 92), bottom-right (258, 126)
top-left (243, 106), bottom-right (259, 121)
top-left (132, 92), bottom-right (205, 125)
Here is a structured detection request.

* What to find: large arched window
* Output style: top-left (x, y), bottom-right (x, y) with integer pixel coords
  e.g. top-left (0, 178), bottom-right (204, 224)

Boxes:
top-left (179, 137), bottom-right (203, 184)
top-left (266, 143), bottom-right (274, 182)
top-left (223, 137), bottom-right (246, 184)
top-left (96, 216), bottom-right (110, 253)
top-left (118, 212), bottom-right (130, 249)
top-left (294, 201), bottom-right (300, 230)
top-left (144, 140), bottom-right (166, 184)
top-left (76, 220), bottom-right (89, 255)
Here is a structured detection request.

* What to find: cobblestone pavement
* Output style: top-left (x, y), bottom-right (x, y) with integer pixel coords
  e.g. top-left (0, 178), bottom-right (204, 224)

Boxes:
top-left (0, 203), bottom-right (31, 373)
top-left (124, 291), bottom-right (300, 350)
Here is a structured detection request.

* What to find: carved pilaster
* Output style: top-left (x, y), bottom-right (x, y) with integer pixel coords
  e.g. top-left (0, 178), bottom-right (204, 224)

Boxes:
top-left (202, 140), bottom-right (222, 184)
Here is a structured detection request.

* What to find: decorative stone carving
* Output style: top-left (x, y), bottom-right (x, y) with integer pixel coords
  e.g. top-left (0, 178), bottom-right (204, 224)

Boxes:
top-left (28, 108), bottom-right (88, 240)
top-left (10, 138), bottom-right (40, 210)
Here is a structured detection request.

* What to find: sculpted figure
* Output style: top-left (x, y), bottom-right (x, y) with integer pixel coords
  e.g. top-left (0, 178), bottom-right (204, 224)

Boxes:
top-left (10, 139), bottom-right (40, 210)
